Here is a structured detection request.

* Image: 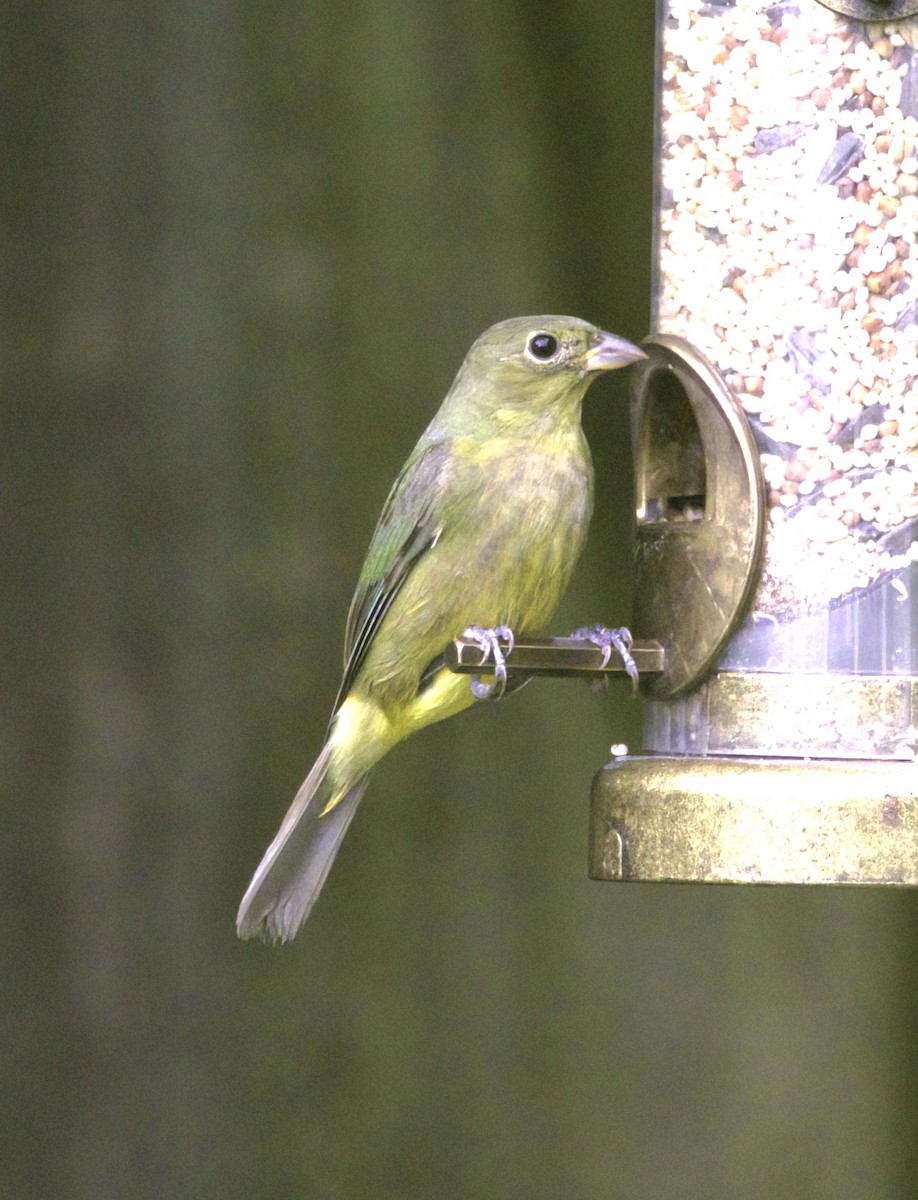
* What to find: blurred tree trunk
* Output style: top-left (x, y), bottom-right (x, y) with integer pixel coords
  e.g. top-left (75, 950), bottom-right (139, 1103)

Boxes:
top-left (4, 3), bottom-right (253, 1195)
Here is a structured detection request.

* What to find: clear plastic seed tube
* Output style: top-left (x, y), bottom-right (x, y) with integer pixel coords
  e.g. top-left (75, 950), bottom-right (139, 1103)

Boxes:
top-left (656, 1), bottom-right (918, 674)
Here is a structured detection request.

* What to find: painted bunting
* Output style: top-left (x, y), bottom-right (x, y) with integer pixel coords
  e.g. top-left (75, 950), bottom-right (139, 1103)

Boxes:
top-left (237, 315), bottom-right (645, 941)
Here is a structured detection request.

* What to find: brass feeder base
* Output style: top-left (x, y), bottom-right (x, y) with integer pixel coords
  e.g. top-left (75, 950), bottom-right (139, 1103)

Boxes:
top-left (589, 756), bottom-right (918, 886)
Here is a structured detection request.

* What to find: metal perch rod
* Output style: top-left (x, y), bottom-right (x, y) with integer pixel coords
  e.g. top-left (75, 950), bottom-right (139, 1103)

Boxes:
top-left (445, 635), bottom-right (665, 679)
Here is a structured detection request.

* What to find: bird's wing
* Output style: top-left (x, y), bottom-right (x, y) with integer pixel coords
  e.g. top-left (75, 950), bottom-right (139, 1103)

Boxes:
top-left (331, 439), bottom-right (450, 716)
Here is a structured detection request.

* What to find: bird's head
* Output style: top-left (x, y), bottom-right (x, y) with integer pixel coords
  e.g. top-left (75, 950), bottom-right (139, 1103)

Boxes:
top-left (443, 315), bottom-right (646, 433)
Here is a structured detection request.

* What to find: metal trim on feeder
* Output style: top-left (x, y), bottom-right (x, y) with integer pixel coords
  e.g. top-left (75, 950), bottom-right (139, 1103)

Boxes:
top-left (629, 336), bottom-right (766, 698)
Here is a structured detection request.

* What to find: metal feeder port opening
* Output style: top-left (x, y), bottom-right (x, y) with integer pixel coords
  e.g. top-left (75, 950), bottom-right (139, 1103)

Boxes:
top-left (592, 0), bottom-right (918, 888)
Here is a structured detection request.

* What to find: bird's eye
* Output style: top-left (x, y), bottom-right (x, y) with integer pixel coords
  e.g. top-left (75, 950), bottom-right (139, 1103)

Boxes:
top-left (526, 332), bottom-right (560, 361)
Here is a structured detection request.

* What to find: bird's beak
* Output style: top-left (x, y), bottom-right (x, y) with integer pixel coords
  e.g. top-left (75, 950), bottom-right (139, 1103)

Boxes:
top-left (582, 330), bottom-right (647, 374)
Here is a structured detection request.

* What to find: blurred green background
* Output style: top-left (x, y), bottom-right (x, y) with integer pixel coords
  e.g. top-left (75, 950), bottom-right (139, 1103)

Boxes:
top-left (5, 2), bottom-right (918, 1197)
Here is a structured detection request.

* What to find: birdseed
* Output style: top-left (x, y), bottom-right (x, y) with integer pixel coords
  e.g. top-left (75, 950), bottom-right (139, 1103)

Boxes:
top-left (656, 1), bottom-right (918, 624)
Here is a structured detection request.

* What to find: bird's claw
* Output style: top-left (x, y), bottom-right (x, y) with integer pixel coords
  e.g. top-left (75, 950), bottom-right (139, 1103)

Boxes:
top-left (571, 624), bottom-right (639, 690)
top-left (462, 625), bottom-right (515, 701)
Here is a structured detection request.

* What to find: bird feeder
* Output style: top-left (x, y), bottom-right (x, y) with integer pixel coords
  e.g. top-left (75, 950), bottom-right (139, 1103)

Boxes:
top-left (590, 0), bottom-right (918, 885)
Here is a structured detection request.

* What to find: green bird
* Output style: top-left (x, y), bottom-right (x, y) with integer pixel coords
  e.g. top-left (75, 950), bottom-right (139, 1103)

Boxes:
top-left (237, 315), bottom-right (645, 942)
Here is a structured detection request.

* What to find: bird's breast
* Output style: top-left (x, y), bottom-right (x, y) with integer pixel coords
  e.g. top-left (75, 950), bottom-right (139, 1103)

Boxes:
top-left (442, 432), bottom-right (593, 623)
top-left (357, 432), bottom-right (593, 707)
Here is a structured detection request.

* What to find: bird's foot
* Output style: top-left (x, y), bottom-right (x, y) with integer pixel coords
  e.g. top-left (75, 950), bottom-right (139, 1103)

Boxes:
top-left (571, 624), bottom-right (639, 690)
top-left (461, 625), bottom-right (515, 701)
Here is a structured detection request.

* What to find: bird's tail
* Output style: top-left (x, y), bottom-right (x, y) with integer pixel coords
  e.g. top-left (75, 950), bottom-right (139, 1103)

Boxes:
top-left (236, 744), bottom-right (368, 942)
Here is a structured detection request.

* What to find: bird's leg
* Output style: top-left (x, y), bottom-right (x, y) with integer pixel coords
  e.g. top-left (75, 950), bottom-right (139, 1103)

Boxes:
top-left (571, 624), bottom-right (639, 690)
top-left (461, 625), bottom-right (515, 701)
